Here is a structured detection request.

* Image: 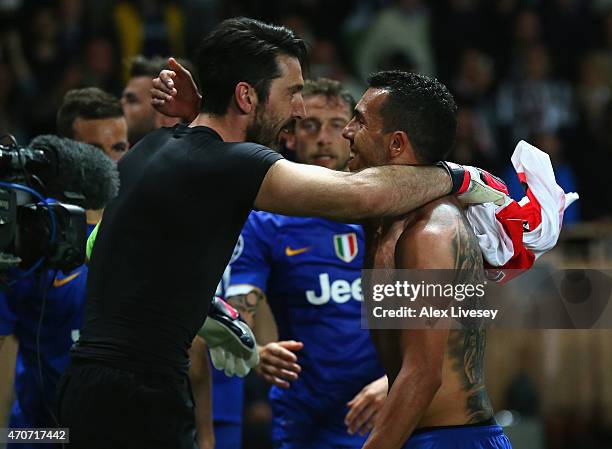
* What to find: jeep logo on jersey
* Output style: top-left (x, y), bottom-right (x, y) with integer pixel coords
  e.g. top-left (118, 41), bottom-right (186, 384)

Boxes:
top-left (334, 233), bottom-right (358, 263)
top-left (305, 273), bottom-right (362, 305)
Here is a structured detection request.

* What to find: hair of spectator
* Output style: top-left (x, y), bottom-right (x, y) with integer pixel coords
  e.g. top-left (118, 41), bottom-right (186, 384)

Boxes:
top-left (128, 55), bottom-right (199, 87)
top-left (129, 55), bottom-right (172, 78)
top-left (303, 77), bottom-right (355, 113)
top-left (368, 70), bottom-right (457, 164)
top-left (195, 17), bottom-right (308, 115)
top-left (56, 87), bottom-right (123, 139)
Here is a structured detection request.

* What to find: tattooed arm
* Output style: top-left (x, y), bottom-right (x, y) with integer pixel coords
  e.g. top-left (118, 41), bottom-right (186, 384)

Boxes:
top-left (363, 200), bottom-right (482, 449)
top-left (226, 287), bottom-right (265, 328)
top-left (227, 288), bottom-right (303, 388)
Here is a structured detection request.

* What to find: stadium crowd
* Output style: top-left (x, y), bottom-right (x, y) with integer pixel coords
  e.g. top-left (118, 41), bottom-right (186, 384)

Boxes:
top-left (0, 0), bottom-right (611, 220)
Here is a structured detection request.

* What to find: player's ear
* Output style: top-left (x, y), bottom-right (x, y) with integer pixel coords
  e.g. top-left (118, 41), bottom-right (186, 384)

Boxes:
top-left (234, 82), bottom-right (256, 114)
top-left (388, 131), bottom-right (410, 160)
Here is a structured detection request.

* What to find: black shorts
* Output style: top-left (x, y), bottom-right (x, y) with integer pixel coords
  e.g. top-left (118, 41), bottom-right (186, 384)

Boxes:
top-left (57, 360), bottom-right (198, 449)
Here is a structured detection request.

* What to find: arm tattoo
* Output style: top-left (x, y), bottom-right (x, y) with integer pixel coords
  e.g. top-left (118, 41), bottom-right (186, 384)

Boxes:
top-left (447, 215), bottom-right (493, 423)
top-left (226, 289), bottom-right (265, 316)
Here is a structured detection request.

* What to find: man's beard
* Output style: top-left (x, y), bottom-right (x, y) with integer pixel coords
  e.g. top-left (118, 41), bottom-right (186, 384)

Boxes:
top-left (245, 104), bottom-right (288, 150)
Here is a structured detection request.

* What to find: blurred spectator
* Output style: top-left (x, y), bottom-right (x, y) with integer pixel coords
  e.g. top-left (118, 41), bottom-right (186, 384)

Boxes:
top-left (452, 48), bottom-right (495, 104)
top-left (79, 36), bottom-right (122, 95)
top-left (601, 7), bottom-right (612, 49)
top-left (59, 0), bottom-right (86, 54)
top-left (356, 0), bottom-right (435, 80)
top-left (541, 0), bottom-right (593, 81)
top-left (276, 11), bottom-right (358, 91)
top-left (481, 0), bottom-right (520, 81)
top-left (57, 87), bottom-right (129, 163)
top-left (593, 0), bottom-right (612, 13)
top-left (113, 0), bottom-right (185, 81)
top-left (341, 0), bottom-right (385, 66)
top-left (308, 39), bottom-right (365, 100)
top-left (450, 49), bottom-right (499, 169)
top-left (0, 61), bottom-right (27, 142)
top-left (507, 8), bottom-right (543, 78)
top-left (575, 98), bottom-right (612, 221)
top-left (569, 50), bottom-right (612, 221)
top-left (505, 347), bottom-right (540, 417)
top-left (576, 51), bottom-right (611, 131)
top-left (82, 0), bottom-right (116, 35)
top-left (496, 44), bottom-right (574, 154)
top-left (431, 0), bottom-right (488, 82)
top-left (269, 0), bottom-right (355, 42)
top-left (182, 0), bottom-right (219, 54)
top-left (0, 0), bottom-right (23, 14)
top-left (599, 8), bottom-right (612, 77)
top-left (451, 105), bottom-right (497, 171)
top-left (18, 4), bottom-right (82, 136)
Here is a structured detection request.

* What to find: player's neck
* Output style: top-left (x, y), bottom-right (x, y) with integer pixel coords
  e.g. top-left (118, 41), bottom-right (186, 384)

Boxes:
top-left (190, 112), bottom-right (247, 143)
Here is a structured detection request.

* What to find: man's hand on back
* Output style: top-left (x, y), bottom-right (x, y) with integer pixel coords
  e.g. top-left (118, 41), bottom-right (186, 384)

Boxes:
top-left (151, 57), bottom-right (201, 122)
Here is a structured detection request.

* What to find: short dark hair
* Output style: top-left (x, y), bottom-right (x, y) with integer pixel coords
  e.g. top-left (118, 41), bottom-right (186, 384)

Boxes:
top-left (303, 77), bottom-right (355, 113)
top-left (195, 17), bottom-right (308, 115)
top-left (128, 55), bottom-right (169, 78)
top-left (128, 55), bottom-right (199, 87)
top-left (368, 71), bottom-right (457, 163)
top-left (57, 87), bottom-right (123, 138)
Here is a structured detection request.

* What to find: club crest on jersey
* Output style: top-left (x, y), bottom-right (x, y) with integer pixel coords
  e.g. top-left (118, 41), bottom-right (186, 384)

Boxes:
top-left (230, 235), bottom-right (244, 264)
top-left (333, 233), bottom-right (358, 263)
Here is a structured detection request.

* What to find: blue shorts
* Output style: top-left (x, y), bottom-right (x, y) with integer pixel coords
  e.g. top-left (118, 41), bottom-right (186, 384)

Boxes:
top-left (272, 424), bottom-right (367, 449)
top-left (271, 398), bottom-right (367, 449)
top-left (213, 421), bottom-right (242, 449)
top-left (403, 425), bottom-right (512, 449)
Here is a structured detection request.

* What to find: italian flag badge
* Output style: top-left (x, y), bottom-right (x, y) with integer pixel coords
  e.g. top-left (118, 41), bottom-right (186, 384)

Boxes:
top-left (334, 233), bottom-right (358, 263)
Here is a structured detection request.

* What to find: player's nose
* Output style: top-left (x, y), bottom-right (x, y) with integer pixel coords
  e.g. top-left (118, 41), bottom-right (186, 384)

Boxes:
top-left (343, 118), bottom-right (356, 140)
top-left (292, 93), bottom-right (306, 120)
top-left (317, 125), bottom-right (333, 146)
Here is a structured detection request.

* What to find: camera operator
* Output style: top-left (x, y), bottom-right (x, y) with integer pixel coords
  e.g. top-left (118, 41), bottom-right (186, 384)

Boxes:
top-left (56, 88), bottom-right (129, 225)
top-left (0, 87), bottom-right (126, 447)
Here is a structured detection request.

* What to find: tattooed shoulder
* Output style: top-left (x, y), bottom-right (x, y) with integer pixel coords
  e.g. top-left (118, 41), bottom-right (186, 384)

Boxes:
top-left (449, 213), bottom-right (484, 279)
top-left (443, 206), bottom-right (493, 423)
top-left (395, 199), bottom-right (494, 423)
